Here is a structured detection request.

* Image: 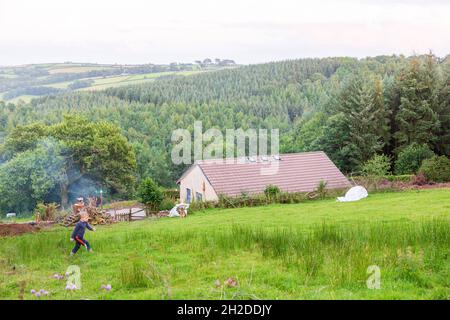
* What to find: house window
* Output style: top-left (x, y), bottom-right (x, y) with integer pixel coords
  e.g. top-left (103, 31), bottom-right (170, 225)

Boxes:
top-left (196, 192), bottom-right (203, 202)
top-left (186, 188), bottom-right (192, 203)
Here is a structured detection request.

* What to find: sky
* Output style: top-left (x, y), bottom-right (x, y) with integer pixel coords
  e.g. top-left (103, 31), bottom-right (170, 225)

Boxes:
top-left (0, 0), bottom-right (449, 66)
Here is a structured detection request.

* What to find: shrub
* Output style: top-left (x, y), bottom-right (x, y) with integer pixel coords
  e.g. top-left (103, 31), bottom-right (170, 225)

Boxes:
top-left (418, 156), bottom-right (450, 183)
top-left (34, 202), bottom-right (60, 221)
top-left (361, 154), bottom-right (391, 177)
top-left (395, 143), bottom-right (435, 174)
top-left (163, 189), bottom-right (179, 200)
top-left (189, 200), bottom-right (217, 212)
top-left (159, 198), bottom-right (175, 211)
top-left (137, 177), bottom-right (164, 211)
top-left (264, 185), bottom-right (280, 200)
top-left (361, 154), bottom-right (391, 190)
top-left (411, 172), bottom-right (427, 186)
top-left (316, 180), bottom-right (328, 199)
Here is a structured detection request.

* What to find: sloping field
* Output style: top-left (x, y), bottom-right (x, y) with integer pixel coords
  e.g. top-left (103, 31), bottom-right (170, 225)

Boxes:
top-left (77, 70), bottom-right (207, 91)
top-left (0, 189), bottom-right (449, 300)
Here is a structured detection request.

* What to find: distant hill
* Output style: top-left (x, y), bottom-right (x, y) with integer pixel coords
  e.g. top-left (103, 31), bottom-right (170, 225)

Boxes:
top-left (0, 60), bottom-right (237, 102)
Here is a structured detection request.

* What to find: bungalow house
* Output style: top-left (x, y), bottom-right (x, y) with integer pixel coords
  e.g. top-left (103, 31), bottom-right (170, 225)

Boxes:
top-left (177, 151), bottom-right (351, 203)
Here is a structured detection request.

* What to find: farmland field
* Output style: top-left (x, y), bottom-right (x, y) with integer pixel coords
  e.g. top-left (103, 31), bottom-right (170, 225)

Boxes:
top-left (76, 70), bottom-right (209, 91)
top-left (0, 62), bottom-right (232, 102)
top-left (0, 189), bottom-right (449, 300)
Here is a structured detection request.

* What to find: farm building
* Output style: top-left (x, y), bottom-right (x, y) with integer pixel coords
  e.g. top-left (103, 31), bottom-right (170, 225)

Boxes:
top-left (177, 151), bottom-right (351, 202)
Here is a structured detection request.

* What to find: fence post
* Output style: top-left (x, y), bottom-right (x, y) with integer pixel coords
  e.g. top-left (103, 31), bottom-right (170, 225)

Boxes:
top-left (128, 208), bottom-right (132, 222)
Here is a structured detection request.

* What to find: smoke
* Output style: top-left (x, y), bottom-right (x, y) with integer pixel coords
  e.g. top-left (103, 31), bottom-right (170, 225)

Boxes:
top-left (67, 175), bottom-right (102, 203)
top-left (0, 135), bottom-right (105, 213)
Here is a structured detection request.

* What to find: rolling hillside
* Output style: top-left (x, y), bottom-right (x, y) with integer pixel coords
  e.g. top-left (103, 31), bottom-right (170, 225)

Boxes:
top-left (0, 61), bottom-right (236, 102)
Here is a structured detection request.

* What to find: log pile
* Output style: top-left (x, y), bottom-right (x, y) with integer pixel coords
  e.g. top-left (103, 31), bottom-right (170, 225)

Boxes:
top-left (86, 206), bottom-right (113, 225)
top-left (61, 207), bottom-right (113, 227)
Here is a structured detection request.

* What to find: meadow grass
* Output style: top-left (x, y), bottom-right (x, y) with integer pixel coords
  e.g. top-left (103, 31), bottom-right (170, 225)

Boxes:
top-left (0, 189), bottom-right (449, 300)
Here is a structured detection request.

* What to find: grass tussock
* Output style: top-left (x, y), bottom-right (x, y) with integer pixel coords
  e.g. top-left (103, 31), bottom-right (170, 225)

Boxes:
top-left (191, 219), bottom-right (449, 289)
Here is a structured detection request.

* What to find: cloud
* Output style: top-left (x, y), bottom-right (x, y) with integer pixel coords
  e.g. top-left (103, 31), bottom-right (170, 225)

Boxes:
top-left (0, 0), bottom-right (449, 65)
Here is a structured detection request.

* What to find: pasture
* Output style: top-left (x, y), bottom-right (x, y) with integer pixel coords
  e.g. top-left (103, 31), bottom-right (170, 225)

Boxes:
top-left (0, 189), bottom-right (449, 300)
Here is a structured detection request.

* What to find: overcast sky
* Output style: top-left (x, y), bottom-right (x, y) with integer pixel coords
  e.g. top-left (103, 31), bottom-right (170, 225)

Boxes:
top-left (0, 0), bottom-right (449, 66)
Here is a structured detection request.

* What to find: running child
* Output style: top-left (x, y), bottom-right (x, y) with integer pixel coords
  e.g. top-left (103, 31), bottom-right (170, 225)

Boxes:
top-left (70, 211), bottom-right (96, 255)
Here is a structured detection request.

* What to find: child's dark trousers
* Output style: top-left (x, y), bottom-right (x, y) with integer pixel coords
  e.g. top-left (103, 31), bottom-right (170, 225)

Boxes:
top-left (72, 236), bottom-right (92, 254)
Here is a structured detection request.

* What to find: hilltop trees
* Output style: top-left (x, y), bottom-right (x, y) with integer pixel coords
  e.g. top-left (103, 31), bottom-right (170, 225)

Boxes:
top-left (288, 55), bottom-right (447, 175)
top-left (0, 54), bottom-right (448, 192)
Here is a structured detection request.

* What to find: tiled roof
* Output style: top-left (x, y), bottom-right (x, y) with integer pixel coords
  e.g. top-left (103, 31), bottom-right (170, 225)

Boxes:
top-left (188, 151), bottom-right (351, 197)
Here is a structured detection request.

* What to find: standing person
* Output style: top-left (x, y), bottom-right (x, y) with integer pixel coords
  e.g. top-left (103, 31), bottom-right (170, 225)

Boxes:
top-left (70, 211), bottom-right (95, 255)
top-left (73, 197), bottom-right (85, 214)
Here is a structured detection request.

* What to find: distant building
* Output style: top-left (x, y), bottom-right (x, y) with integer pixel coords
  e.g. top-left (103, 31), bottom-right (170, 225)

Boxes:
top-left (177, 152), bottom-right (350, 202)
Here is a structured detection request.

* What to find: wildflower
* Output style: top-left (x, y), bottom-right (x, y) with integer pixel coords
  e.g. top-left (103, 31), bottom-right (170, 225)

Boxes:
top-left (65, 283), bottom-right (77, 291)
top-left (224, 277), bottom-right (238, 288)
top-left (101, 284), bottom-right (112, 291)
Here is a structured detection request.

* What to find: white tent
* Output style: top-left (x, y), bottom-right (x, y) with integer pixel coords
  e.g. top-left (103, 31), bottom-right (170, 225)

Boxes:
top-left (168, 203), bottom-right (189, 217)
top-left (337, 186), bottom-right (368, 202)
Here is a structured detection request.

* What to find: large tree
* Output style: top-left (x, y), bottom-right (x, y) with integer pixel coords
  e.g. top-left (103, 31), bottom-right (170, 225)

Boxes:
top-left (435, 61), bottom-right (450, 156)
top-left (0, 116), bottom-right (136, 210)
top-left (0, 139), bottom-right (64, 213)
top-left (394, 56), bottom-right (441, 152)
top-left (321, 74), bottom-right (390, 171)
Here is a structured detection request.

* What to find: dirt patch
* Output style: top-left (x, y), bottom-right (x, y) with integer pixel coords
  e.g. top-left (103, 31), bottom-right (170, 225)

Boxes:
top-left (0, 223), bottom-right (41, 237)
top-left (385, 181), bottom-right (450, 190)
top-left (354, 177), bottom-right (450, 192)
top-left (412, 183), bottom-right (450, 189)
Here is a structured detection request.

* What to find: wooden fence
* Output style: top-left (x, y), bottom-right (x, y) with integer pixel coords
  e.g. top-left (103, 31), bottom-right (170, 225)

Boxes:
top-left (113, 208), bottom-right (147, 222)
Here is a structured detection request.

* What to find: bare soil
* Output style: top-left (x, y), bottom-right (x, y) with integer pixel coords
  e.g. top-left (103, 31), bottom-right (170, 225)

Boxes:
top-left (0, 223), bottom-right (40, 237)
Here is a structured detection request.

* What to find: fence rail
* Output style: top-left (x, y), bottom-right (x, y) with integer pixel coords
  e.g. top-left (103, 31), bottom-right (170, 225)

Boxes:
top-left (113, 208), bottom-right (147, 222)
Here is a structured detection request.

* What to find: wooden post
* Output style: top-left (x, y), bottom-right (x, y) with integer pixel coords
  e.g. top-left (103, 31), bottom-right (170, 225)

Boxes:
top-left (128, 208), bottom-right (132, 222)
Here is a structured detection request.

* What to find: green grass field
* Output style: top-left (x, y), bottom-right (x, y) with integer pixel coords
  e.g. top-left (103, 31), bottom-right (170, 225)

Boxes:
top-left (76, 70), bottom-right (207, 91)
top-left (1, 68), bottom-right (216, 102)
top-left (0, 189), bottom-right (449, 300)
top-left (0, 62), bottom-right (232, 103)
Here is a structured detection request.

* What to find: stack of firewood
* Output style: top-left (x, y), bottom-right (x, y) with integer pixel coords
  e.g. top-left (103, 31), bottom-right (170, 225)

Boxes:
top-left (61, 207), bottom-right (113, 227)
top-left (85, 206), bottom-right (113, 225)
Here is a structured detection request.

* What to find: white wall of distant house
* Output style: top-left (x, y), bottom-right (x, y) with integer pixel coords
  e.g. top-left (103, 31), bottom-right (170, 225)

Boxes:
top-left (179, 165), bottom-right (218, 203)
